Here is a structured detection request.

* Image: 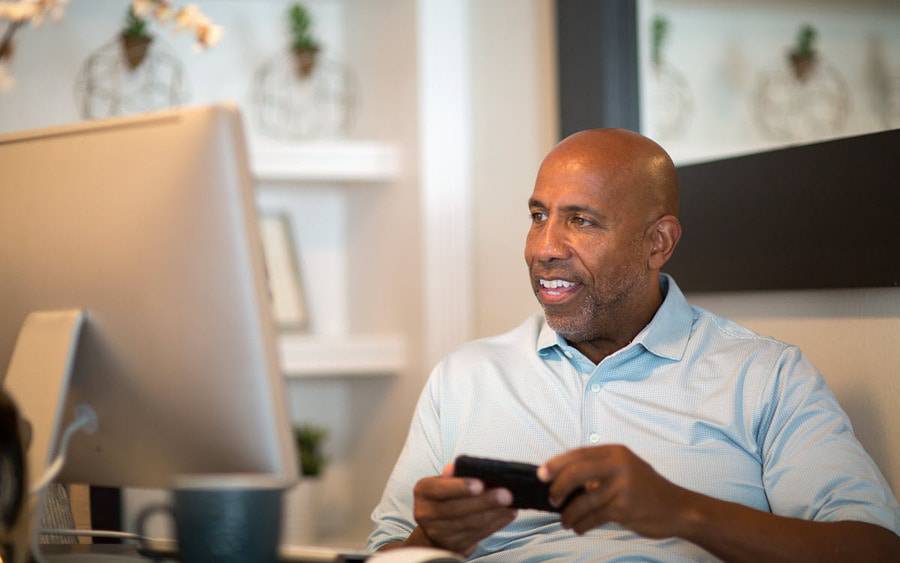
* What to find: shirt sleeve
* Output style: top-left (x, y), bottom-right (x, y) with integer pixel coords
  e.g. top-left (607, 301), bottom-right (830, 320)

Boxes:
top-left (367, 363), bottom-right (446, 552)
top-left (757, 345), bottom-right (900, 534)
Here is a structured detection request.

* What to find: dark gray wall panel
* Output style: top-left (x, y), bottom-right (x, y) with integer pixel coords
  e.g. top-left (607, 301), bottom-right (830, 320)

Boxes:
top-left (664, 129), bottom-right (900, 292)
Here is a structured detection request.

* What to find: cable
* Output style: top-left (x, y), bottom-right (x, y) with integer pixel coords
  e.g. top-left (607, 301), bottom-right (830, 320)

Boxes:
top-left (28, 404), bottom-right (99, 563)
top-left (36, 528), bottom-right (142, 542)
top-left (29, 404), bottom-right (98, 495)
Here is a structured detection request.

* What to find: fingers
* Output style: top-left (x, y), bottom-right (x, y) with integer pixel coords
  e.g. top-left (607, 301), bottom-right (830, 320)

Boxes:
top-left (559, 480), bottom-right (620, 533)
top-left (548, 459), bottom-right (617, 508)
top-left (413, 473), bottom-right (518, 554)
top-left (414, 474), bottom-right (483, 501)
top-left (415, 487), bottom-right (513, 521)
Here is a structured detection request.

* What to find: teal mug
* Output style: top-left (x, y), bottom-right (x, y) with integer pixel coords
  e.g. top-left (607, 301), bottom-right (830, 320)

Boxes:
top-left (137, 474), bottom-right (287, 563)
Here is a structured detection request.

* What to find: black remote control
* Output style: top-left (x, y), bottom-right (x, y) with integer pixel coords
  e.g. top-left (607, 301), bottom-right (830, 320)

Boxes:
top-left (453, 455), bottom-right (583, 512)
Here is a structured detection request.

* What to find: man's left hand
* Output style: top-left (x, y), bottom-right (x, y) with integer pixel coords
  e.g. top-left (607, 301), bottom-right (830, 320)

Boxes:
top-left (539, 444), bottom-right (694, 538)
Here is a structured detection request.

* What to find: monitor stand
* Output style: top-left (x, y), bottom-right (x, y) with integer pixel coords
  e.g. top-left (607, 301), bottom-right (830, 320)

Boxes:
top-left (3, 310), bottom-right (84, 563)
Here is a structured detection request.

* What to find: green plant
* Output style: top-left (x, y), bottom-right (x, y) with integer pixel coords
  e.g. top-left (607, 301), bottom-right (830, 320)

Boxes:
top-left (293, 423), bottom-right (328, 477)
top-left (792, 24), bottom-right (817, 59)
top-left (123, 6), bottom-right (151, 40)
top-left (289, 3), bottom-right (319, 53)
top-left (651, 15), bottom-right (669, 67)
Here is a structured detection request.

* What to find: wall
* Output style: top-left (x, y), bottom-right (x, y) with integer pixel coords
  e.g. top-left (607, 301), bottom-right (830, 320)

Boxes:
top-left (470, 0), bottom-right (559, 339)
top-left (637, 0), bottom-right (900, 164)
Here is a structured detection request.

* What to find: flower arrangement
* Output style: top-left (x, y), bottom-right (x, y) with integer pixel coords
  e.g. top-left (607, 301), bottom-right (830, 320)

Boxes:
top-left (0, 0), bottom-right (68, 91)
top-left (123, 1), bottom-right (222, 69)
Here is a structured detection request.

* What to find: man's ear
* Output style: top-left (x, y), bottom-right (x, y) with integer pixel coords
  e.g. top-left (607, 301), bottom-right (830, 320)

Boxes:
top-left (647, 215), bottom-right (681, 271)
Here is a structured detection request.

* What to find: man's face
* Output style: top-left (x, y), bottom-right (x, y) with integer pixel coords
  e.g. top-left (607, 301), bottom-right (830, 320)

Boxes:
top-left (524, 151), bottom-right (652, 342)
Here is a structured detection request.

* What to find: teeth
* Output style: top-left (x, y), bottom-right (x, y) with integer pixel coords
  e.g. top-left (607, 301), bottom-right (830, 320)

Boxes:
top-left (539, 279), bottom-right (575, 289)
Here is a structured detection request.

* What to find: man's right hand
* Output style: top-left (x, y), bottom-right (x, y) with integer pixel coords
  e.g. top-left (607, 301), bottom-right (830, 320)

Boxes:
top-left (402, 463), bottom-right (518, 556)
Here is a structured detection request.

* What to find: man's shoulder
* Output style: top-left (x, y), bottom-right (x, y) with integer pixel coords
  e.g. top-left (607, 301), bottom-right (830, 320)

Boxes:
top-left (689, 304), bottom-right (794, 358)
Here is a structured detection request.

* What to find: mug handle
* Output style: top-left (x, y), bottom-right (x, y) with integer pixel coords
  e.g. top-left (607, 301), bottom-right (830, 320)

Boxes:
top-left (134, 503), bottom-right (177, 556)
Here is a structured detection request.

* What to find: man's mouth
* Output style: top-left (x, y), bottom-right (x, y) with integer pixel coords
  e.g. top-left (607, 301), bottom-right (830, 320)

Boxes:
top-left (537, 278), bottom-right (582, 305)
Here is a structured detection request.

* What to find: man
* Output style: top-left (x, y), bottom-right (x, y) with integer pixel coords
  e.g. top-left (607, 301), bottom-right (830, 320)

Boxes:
top-left (369, 130), bottom-right (900, 561)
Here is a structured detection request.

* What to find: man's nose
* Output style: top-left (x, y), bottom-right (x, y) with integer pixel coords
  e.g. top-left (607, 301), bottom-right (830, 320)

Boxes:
top-left (534, 220), bottom-right (570, 262)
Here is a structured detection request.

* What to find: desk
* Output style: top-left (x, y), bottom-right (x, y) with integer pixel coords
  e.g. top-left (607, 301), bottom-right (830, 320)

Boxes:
top-left (39, 543), bottom-right (366, 562)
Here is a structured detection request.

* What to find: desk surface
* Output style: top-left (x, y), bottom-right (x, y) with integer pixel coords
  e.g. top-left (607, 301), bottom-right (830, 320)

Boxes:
top-left (40, 543), bottom-right (364, 562)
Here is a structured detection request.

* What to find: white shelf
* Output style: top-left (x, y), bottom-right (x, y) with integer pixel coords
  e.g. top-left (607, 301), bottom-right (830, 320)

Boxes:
top-left (250, 138), bottom-right (400, 183)
top-left (278, 333), bottom-right (406, 377)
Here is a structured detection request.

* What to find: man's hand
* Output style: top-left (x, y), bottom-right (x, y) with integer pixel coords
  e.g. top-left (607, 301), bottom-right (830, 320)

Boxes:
top-left (402, 464), bottom-right (518, 556)
top-left (539, 444), bottom-right (691, 538)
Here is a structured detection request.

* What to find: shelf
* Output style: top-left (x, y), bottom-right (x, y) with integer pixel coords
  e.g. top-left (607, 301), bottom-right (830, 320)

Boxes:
top-left (278, 333), bottom-right (406, 377)
top-left (250, 138), bottom-right (400, 183)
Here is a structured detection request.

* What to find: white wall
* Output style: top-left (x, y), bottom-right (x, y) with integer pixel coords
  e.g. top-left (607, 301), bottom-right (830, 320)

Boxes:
top-left (470, 0), bottom-right (558, 339)
top-left (638, 0), bottom-right (900, 164)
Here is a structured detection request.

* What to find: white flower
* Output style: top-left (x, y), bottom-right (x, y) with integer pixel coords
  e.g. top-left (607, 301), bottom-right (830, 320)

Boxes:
top-left (0, 1), bottom-right (40, 23)
top-left (174, 4), bottom-right (200, 28)
top-left (195, 22), bottom-right (222, 49)
top-left (131, 0), bottom-right (153, 17)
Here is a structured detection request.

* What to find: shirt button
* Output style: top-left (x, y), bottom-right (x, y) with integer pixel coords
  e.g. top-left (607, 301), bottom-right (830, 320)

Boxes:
top-left (590, 383), bottom-right (601, 393)
top-left (588, 433), bottom-right (600, 444)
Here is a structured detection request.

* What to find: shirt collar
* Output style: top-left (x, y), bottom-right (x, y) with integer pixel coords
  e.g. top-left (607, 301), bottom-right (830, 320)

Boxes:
top-left (535, 274), bottom-right (695, 362)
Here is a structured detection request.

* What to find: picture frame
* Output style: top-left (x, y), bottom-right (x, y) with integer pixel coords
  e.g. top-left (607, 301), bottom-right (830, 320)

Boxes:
top-left (258, 213), bottom-right (309, 330)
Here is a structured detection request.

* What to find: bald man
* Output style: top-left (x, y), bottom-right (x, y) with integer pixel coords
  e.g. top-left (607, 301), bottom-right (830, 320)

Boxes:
top-left (369, 130), bottom-right (900, 561)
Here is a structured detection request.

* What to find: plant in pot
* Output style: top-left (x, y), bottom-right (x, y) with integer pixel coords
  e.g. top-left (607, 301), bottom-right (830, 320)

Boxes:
top-left (121, 6), bottom-right (154, 71)
top-left (288, 3), bottom-right (320, 79)
top-left (294, 423), bottom-right (328, 478)
top-left (789, 24), bottom-right (818, 83)
top-left (283, 423), bottom-right (328, 545)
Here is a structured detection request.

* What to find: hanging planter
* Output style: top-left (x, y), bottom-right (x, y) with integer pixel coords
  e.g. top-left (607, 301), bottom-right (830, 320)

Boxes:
top-left (119, 6), bottom-right (154, 71)
top-left (292, 45), bottom-right (319, 79)
top-left (120, 32), bottom-right (153, 70)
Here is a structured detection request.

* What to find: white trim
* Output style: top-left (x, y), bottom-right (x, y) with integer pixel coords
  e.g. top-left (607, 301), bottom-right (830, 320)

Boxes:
top-left (417, 0), bottom-right (475, 367)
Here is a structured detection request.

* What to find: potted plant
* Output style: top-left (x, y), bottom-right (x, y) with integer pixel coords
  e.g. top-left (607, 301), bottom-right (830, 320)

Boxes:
top-left (288, 3), bottom-right (320, 79)
top-left (120, 6), bottom-right (154, 71)
top-left (294, 423), bottom-right (328, 477)
top-left (282, 423), bottom-right (328, 545)
top-left (789, 24), bottom-right (818, 82)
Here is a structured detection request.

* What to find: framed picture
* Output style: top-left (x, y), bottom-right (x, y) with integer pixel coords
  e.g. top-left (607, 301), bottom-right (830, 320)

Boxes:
top-left (259, 213), bottom-right (308, 330)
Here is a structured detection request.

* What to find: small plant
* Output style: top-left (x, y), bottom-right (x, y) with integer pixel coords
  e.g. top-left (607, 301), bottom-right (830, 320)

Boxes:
top-left (788, 24), bottom-right (818, 82)
top-left (791, 24), bottom-right (817, 60)
top-left (288, 3), bottom-right (319, 78)
top-left (293, 423), bottom-right (328, 477)
top-left (651, 15), bottom-right (669, 68)
top-left (123, 6), bottom-right (151, 40)
top-left (289, 3), bottom-right (319, 54)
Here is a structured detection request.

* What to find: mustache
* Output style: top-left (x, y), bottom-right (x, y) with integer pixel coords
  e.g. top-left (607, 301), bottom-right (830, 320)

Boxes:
top-left (529, 266), bottom-right (582, 283)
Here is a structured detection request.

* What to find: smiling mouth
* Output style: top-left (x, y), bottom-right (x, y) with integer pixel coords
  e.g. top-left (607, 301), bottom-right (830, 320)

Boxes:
top-left (537, 278), bottom-right (582, 304)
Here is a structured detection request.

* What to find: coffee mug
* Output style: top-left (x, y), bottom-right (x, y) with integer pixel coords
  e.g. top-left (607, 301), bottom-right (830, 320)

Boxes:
top-left (136, 474), bottom-right (288, 563)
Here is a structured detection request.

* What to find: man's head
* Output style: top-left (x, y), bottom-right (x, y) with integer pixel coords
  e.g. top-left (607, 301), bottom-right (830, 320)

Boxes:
top-left (524, 129), bottom-right (681, 344)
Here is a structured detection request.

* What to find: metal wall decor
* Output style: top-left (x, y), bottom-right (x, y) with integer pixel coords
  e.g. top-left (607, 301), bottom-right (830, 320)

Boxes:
top-left (253, 55), bottom-right (355, 139)
top-left (252, 2), bottom-right (355, 139)
top-left (74, 35), bottom-right (187, 119)
top-left (753, 25), bottom-right (850, 142)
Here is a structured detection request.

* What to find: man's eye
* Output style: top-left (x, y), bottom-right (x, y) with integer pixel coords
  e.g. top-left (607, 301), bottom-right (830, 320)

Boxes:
top-left (530, 211), bottom-right (547, 222)
top-left (571, 216), bottom-right (592, 227)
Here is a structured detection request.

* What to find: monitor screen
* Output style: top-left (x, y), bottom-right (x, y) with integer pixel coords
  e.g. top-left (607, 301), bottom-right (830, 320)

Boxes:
top-left (0, 104), bottom-right (297, 488)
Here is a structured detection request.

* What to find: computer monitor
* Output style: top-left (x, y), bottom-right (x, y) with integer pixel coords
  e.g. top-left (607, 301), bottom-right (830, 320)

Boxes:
top-left (0, 104), bottom-right (297, 488)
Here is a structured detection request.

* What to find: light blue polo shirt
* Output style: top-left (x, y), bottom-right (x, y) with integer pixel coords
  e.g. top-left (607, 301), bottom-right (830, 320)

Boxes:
top-left (369, 275), bottom-right (899, 561)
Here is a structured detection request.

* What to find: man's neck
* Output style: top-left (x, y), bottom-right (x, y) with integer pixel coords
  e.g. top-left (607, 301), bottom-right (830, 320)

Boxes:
top-left (570, 283), bottom-right (664, 365)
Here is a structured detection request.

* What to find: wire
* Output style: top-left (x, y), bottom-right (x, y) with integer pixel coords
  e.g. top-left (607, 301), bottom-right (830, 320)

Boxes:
top-left (29, 404), bottom-right (98, 495)
top-left (28, 404), bottom-right (99, 563)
